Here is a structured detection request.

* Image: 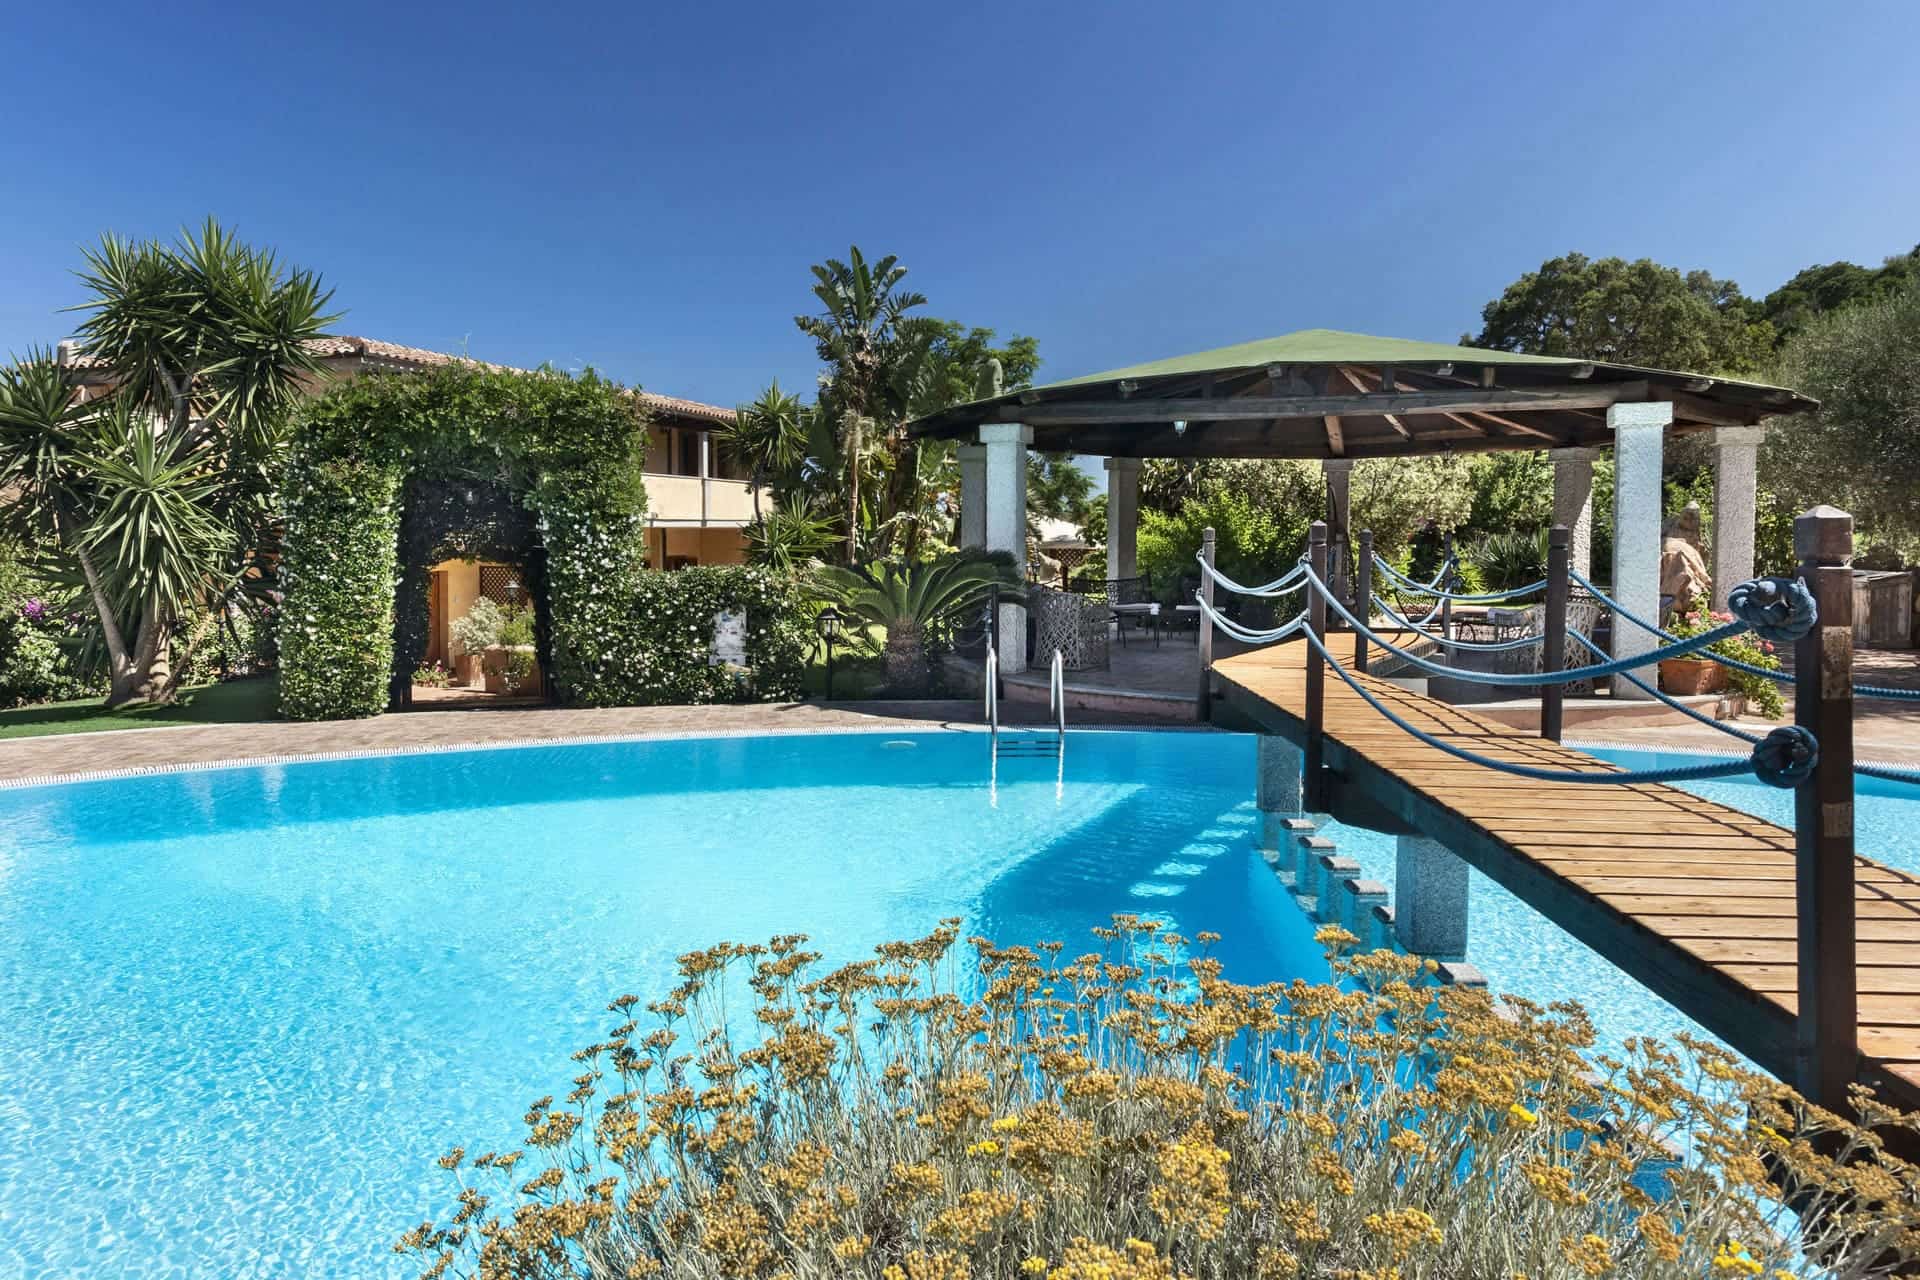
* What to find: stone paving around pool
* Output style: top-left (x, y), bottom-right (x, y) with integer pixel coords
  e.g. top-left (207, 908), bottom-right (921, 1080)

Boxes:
top-left (2, 660), bottom-right (1915, 787)
top-left (0, 699), bottom-right (1178, 787)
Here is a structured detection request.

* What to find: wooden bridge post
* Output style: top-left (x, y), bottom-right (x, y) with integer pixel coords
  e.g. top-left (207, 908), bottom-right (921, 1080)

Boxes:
top-left (1306, 521), bottom-right (1329, 811)
top-left (1355, 529), bottom-right (1373, 674)
top-left (1541, 524), bottom-right (1569, 741)
top-left (1197, 526), bottom-right (1216, 722)
top-left (1794, 505), bottom-right (1856, 1108)
top-left (1440, 530), bottom-right (1456, 662)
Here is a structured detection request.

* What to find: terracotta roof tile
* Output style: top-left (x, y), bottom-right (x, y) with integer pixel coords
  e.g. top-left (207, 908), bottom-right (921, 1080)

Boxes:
top-left (62, 335), bottom-right (735, 424)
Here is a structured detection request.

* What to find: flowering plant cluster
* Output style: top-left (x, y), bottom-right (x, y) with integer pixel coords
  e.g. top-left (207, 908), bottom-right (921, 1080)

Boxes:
top-left (278, 455), bottom-right (404, 719)
top-left (0, 594), bottom-right (100, 707)
top-left (401, 919), bottom-right (1920, 1280)
top-left (1666, 594), bottom-right (1787, 718)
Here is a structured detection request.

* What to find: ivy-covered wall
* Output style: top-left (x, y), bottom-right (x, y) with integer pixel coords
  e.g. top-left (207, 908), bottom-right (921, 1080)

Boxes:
top-left (613, 565), bottom-right (811, 705)
top-left (279, 456), bottom-right (403, 719)
top-left (278, 363), bottom-right (811, 720)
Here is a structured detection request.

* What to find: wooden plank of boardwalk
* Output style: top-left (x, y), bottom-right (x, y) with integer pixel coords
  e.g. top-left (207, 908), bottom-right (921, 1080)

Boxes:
top-left (1213, 633), bottom-right (1920, 1108)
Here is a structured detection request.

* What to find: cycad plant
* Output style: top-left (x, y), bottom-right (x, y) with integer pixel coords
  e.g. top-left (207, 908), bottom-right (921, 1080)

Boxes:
top-left (814, 553), bottom-right (1022, 694)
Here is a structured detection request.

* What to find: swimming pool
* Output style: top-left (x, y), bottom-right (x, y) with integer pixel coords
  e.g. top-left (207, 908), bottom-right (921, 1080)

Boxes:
top-left (0, 730), bottom-right (1911, 1278)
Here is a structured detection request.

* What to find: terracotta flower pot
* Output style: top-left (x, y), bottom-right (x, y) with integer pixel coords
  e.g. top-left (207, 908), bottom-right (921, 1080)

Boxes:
top-left (482, 644), bottom-right (541, 696)
top-left (1658, 656), bottom-right (1727, 695)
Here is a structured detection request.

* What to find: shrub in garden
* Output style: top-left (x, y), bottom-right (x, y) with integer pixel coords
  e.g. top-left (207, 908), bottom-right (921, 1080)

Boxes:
top-left (0, 600), bottom-right (100, 707)
top-left (400, 919), bottom-right (1920, 1280)
top-left (608, 565), bottom-right (812, 706)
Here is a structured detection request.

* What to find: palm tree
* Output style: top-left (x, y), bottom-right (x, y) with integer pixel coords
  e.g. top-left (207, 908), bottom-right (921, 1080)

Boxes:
top-left (814, 554), bottom-right (1021, 695)
top-left (794, 246), bottom-right (929, 562)
top-left (0, 220), bottom-right (334, 705)
top-left (720, 380), bottom-right (811, 521)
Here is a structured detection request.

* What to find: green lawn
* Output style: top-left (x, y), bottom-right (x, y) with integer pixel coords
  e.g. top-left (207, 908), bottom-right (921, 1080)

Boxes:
top-left (0, 675), bottom-right (281, 740)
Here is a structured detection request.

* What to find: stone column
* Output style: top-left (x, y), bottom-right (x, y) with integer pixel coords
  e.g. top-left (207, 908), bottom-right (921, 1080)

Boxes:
top-left (1322, 458), bottom-right (1354, 604)
top-left (1394, 835), bottom-right (1469, 960)
top-left (1549, 447), bottom-right (1598, 580)
top-left (1256, 734), bottom-right (1304, 856)
top-left (981, 423), bottom-right (1032, 673)
top-left (957, 444), bottom-right (988, 551)
top-left (1104, 456), bottom-right (1142, 583)
top-left (1711, 426), bottom-right (1766, 610)
top-left (1608, 402), bottom-right (1672, 699)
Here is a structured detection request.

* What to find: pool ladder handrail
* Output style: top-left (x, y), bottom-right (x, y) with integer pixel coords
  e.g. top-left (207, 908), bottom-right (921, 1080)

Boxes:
top-left (984, 645), bottom-right (1066, 758)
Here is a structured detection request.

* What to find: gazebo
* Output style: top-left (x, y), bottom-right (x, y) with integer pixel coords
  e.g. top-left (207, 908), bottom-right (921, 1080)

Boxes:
top-left (910, 329), bottom-right (1816, 684)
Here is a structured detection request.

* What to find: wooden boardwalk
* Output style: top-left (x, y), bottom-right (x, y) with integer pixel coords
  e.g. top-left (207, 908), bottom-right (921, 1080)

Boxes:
top-left (1212, 634), bottom-right (1920, 1109)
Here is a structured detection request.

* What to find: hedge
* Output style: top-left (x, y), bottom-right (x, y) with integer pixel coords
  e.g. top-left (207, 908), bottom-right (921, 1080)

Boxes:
top-left (277, 364), bottom-right (812, 719)
top-left (608, 565), bottom-right (811, 706)
top-left (278, 456), bottom-right (402, 719)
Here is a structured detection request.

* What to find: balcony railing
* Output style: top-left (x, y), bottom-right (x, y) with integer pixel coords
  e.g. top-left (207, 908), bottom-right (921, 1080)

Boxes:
top-left (643, 472), bottom-right (767, 526)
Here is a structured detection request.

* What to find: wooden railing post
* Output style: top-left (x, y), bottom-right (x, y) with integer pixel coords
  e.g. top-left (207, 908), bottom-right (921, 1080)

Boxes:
top-left (1197, 526), bottom-right (1216, 722)
top-left (1794, 505), bottom-right (1856, 1108)
top-left (1306, 521), bottom-right (1329, 811)
top-left (1355, 529), bottom-right (1373, 674)
top-left (1542, 524), bottom-right (1569, 741)
top-left (1440, 530), bottom-right (1456, 662)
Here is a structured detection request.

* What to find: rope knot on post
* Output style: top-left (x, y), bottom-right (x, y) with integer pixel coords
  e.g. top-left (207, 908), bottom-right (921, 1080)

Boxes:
top-left (1751, 724), bottom-right (1819, 789)
top-left (1728, 576), bottom-right (1818, 643)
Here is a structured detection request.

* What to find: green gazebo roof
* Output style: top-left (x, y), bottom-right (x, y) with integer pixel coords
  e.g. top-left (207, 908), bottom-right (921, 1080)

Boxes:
top-left (910, 328), bottom-right (1813, 460)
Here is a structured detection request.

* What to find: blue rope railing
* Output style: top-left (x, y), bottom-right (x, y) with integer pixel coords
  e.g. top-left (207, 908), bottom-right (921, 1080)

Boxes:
top-left (1302, 566), bottom-right (1755, 688)
top-left (1286, 616), bottom-right (1810, 787)
top-left (1569, 569), bottom-right (1920, 706)
top-left (1195, 557), bottom-right (1309, 599)
top-left (1567, 631), bottom-right (1762, 746)
top-left (1369, 594), bottom-right (1545, 653)
top-left (1571, 568), bottom-right (1795, 687)
top-left (1858, 760), bottom-right (1920, 786)
top-left (1371, 555), bottom-right (1547, 604)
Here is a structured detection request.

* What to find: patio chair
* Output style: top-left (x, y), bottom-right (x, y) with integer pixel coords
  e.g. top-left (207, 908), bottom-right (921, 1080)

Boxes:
top-left (1030, 585), bottom-right (1111, 671)
top-left (1105, 577), bottom-right (1161, 648)
top-left (1163, 573), bottom-right (1202, 641)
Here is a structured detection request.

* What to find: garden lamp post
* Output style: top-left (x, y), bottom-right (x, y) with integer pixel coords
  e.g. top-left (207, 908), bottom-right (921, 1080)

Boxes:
top-left (816, 606), bottom-right (843, 701)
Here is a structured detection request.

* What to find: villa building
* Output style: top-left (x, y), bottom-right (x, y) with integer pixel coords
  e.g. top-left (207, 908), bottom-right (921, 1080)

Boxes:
top-left (58, 334), bottom-right (764, 572)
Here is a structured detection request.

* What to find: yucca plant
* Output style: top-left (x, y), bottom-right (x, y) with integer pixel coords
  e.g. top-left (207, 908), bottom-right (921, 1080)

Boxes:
top-left (1463, 528), bottom-right (1550, 593)
top-left (814, 553), bottom-right (1022, 694)
top-left (0, 219), bottom-right (334, 705)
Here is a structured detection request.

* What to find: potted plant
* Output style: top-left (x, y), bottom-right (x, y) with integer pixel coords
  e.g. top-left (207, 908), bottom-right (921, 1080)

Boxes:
top-left (1659, 594), bottom-right (1786, 716)
top-left (482, 604), bottom-right (540, 696)
top-left (449, 598), bottom-right (506, 688)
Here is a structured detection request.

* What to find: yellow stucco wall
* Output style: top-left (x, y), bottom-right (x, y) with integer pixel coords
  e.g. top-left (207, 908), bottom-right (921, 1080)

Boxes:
top-left (429, 559), bottom-right (489, 669)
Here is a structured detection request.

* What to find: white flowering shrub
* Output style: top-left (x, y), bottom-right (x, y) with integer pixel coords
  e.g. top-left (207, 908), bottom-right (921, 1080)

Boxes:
top-left (278, 455), bottom-right (403, 719)
top-left (278, 365), bottom-right (813, 718)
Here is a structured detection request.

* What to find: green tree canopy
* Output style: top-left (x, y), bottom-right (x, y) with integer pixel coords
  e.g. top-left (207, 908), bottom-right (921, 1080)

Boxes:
top-left (1465, 251), bottom-right (1774, 376)
top-left (1760, 245), bottom-right (1920, 347)
top-left (1765, 279), bottom-right (1920, 551)
top-left (0, 220), bottom-right (334, 706)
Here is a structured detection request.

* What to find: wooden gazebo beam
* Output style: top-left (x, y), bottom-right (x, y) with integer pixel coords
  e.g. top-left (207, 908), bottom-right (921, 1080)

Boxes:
top-left (988, 382), bottom-right (1649, 427)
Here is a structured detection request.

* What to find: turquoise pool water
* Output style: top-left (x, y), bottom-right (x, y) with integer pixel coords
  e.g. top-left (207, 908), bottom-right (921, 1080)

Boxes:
top-left (0, 729), bottom-right (1912, 1279)
top-left (0, 731), bottom-right (1320, 1279)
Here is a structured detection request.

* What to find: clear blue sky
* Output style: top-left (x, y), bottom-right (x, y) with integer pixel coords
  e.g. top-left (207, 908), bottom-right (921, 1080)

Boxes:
top-left (3, 0), bottom-right (1916, 411)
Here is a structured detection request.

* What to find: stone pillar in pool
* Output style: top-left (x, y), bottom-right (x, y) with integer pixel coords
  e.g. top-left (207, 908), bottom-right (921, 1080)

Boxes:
top-left (982, 423), bottom-right (1032, 674)
top-left (1608, 401), bottom-right (1671, 699)
top-left (1394, 834), bottom-right (1469, 961)
top-left (1711, 425), bottom-right (1765, 611)
top-left (957, 444), bottom-right (988, 551)
top-left (1322, 457), bottom-right (1354, 605)
top-left (1105, 456), bottom-right (1142, 583)
top-left (1256, 734), bottom-right (1304, 856)
top-left (1550, 446), bottom-right (1598, 580)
